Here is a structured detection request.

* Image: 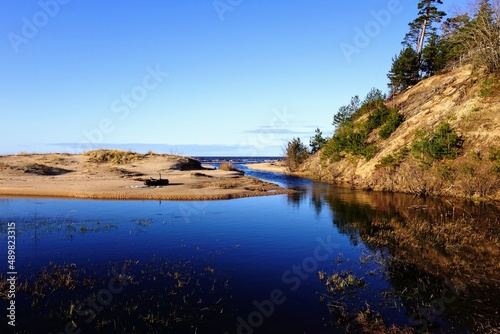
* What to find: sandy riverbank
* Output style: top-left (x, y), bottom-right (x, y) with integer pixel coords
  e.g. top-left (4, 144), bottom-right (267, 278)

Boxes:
top-left (0, 151), bottom-right (292, 200)
top-left (245, 161), bottom-right (288, 174)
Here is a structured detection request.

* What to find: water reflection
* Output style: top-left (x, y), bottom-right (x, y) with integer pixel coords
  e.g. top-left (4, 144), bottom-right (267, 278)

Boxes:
top-left (279, 178), bottom-right (500, 333)
top-left (240, 165), bottom-right (499, 332)
top-left (1, 167), bottom-right (499, 333)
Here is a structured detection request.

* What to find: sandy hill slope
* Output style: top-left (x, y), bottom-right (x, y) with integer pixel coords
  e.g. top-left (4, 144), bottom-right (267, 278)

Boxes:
top-left (299, 65), bottom-right (500, 201)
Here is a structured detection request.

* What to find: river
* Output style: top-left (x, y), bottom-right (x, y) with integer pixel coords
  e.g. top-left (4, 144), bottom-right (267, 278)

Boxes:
top-left (0, 161), bottom-right (499, 333)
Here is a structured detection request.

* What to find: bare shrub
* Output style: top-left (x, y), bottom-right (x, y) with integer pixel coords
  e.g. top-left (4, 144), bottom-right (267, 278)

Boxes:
top-left (219, 162), bottom-right (238, 172)
top-left (454, 155), bottom-right (500, 199)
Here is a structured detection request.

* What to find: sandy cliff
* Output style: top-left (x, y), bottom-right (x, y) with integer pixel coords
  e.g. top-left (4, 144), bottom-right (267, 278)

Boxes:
top-left (298, 65), bottom-right (500, 201)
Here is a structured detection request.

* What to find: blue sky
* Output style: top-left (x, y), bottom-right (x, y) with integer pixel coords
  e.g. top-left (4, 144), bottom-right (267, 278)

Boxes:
top-left (0, 0), bottom-right (469, 156)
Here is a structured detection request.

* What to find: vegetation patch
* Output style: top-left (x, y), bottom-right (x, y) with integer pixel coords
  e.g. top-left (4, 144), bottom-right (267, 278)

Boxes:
top-left (322, 89), bottom-right (404, 163)
top-left (325, 271), bottom-right (366, 295)
top-left (284, 137), bottom-right (309, 171)
top-left (219, 161), bottom-right (242, 173)
top-left (478, 73), bottom-right (499, 98)
top-left (411, 122), bottom-right (463, 164)
top-left (84, 149), bottom-right (145, 164)
top-left (378, 147), bottom-right (409, 170)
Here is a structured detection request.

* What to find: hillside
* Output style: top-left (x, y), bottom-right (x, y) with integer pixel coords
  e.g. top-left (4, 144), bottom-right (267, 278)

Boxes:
top-left (298, 65), bottom-right (500, 201)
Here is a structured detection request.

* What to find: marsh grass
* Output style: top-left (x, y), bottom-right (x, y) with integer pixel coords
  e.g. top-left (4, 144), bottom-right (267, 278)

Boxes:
top-left (7, 257), bottom-right (234, 333)
top-left (324, 271), bottom-right (366, 295)
top-left (325, 298), bottom-right (416, 334)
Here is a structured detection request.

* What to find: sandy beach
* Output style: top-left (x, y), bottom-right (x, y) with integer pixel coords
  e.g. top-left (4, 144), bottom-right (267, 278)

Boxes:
top-left (245, 161), bottom-right (288, 174)
top-left (0, 150), bottom-right (292, 200)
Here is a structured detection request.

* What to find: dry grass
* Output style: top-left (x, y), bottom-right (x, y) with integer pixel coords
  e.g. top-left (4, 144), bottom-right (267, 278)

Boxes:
top-left (84, 149), bottom-right (145, 164)
top-left (219, 162), bottom-right (239, 172)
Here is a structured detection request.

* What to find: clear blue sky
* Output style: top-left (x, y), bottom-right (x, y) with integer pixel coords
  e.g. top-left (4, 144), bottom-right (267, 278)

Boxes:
top-left (0, 0), bottom-right (469, 156)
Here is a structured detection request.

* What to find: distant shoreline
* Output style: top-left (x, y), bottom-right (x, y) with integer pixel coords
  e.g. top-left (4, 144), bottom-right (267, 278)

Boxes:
top-left (0, 151), bottom-right (293, 201)
top-left (245, 162), bottom-right (288, 174)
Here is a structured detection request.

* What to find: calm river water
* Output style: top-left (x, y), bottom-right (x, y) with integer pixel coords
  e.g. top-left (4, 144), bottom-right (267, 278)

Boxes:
top-left (0, 162), bottom-right (499, 333)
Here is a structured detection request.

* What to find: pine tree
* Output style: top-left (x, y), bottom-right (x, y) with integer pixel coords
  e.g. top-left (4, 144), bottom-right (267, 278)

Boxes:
top-left (284, 138), bottom-right (309, 172)
top-left (332, 96), bottom-right (359, 128)
top-left (421, 32), bottom-right (449, 75)
top-left (404, 0), bottom-right (446, 59)
top-left (310, 128), bottom-right (328, 154)
top-left (387, 47), bottom-right (421, 95)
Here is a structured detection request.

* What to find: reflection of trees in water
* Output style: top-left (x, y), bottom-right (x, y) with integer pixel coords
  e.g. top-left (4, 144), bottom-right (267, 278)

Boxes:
top-left (286, 186), bottom-right (308, 208)
top-left (316, 184), bottom-right (500, 332)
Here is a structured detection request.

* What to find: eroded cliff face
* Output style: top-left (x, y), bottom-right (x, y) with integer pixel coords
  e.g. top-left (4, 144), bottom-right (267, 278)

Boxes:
top-left (299, 65), bottom-right (500, 201)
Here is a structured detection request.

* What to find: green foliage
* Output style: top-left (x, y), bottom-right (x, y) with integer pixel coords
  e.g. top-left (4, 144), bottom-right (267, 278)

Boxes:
top-left (355, 88), bottom-right (386, 118)
top-left (323, 88), bottom-right (403, 162)
top-left (421, 33), bottom-right (450, 75)
top-left (378, 146), bottom-right (409, 169)
top-left (387, 47), bottom-right (421, 94)
top-left (362, 104), bottom-right (402, 140)
top-left (489, 147), bottom-right (500, 163)
top-left (322, 123), bottom-right (378, 162)
top-left (404, 0), bottom-right (446, 54)
top-left (411, 122), bottom-right (463, 163)
top-left (479, 74), bottom-right (498, 98)
top-left (322, 136), bottom-right (345, 162)
top-left (284, 137), bottom-right (309, 171)
top-left (379, 108), bottom-right (404, 139)
top-left (364, 106), bottom-right (391, 133)
top-left (333, 96), bottom-right (360, 128)
top-left (309, 128), bottom-right (328, 154)
top-left (362, 88), bottom-right (385, 107)
top-left (438, 1), bottom-right (499, 72)
top-left (489, 147), bottom-right (500, 173)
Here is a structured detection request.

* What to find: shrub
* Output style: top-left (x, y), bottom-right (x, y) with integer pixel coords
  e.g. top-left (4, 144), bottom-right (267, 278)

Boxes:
top-left (378, 147), bottom-right (409, 169)
top-left (284, 137), bottom-right (309, 172)
top-left (333, 96), bottom-right (360, 128)
top-left (364, 106), bottom-right (391, 133)
top-left (455, 156), bottom-right (500, 199)
top-left (379, 109), bottom-right (403, 139)
top-left (488, 147), bottom-right (500, 165)
top-left (354, 88), bottom-right (386, 118)
top-left (411, 122), bottom-right (463, 164)
top-left (322, 136), bottom-right (345, 162)
top-left (478, 74), bottom-right (498, 98)
top-left (219, 162), bottom-right (239, 172)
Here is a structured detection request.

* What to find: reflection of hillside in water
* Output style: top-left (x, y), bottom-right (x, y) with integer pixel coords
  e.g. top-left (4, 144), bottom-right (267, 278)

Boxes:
top-left (300, 184), bottom-right (500, 332)
top-left (307, 184), bottom-right (500, 281)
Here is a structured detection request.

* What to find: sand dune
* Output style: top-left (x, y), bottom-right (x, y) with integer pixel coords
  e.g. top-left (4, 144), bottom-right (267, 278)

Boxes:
top-left (0, 151), bottom-right (292, 200)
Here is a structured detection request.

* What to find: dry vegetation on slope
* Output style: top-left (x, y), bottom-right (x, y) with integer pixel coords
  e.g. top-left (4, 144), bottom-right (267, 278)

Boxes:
top-left (299, 65), bottom-right (500, 201)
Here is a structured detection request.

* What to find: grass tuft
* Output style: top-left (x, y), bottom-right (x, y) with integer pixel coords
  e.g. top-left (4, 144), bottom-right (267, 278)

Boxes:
top-left (219, 162), bottom-right (239, 172)
top-left (84, 149), bottom-right (145, 164)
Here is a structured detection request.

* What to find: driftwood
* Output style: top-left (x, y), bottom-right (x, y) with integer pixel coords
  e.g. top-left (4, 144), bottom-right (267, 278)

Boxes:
top-left (144, 173), bottom-right (169, 186)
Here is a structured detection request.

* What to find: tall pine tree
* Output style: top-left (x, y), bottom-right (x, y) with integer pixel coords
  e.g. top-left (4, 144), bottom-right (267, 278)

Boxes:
top-left (404, 0), bottom-right (446, 59)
